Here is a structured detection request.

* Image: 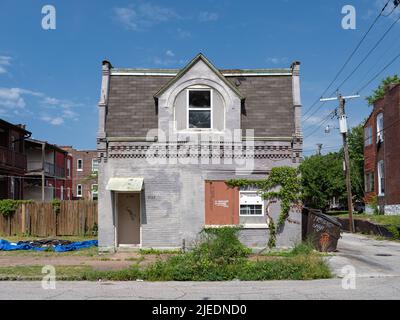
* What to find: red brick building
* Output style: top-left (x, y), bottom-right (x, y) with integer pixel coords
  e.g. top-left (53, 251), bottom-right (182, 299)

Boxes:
top-left (24, 139), bottom-right (73, 201)
top-left (0, 119), bottom-right (31, 199)
top-left (60, 147), bottom-right (98, 200)
top-left (364, 84), bottom-right (400, 215)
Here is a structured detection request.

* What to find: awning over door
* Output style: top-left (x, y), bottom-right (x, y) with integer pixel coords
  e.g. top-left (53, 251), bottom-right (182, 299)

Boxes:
top-left (106, 178), bottom-right (144, 192)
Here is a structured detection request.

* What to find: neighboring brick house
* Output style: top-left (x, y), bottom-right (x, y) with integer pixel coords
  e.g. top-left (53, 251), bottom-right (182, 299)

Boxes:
top-left (364, 83), bottom-right (400, 215)
top-left (24, 138), bottom-right (73, 201)
top-left (0, 119), bottom-right (31, 199)
top-left (97, 54), bottom-right (303, 251)
top-left (60, 146), bottom-right (98, 200)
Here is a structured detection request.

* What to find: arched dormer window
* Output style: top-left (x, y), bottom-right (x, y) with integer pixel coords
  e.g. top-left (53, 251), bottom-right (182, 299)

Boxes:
top-left (174, 85), bottom-right (225, 132)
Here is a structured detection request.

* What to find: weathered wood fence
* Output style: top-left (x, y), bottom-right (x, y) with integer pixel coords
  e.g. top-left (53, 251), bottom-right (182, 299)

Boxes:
top-left (0, 201), bottom-right (98, 237)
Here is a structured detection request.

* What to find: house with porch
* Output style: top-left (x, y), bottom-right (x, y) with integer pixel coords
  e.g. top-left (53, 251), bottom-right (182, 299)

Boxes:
top-left (97, 54), bottom-right (303, 251)
top-left (24, 138), bottom-right (73, 201)
top-left (0, 119), bottom-right (30, 199)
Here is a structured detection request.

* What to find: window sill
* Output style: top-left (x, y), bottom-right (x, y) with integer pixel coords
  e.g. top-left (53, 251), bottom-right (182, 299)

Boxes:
top-left (242, 224), bottom-right (269, 229)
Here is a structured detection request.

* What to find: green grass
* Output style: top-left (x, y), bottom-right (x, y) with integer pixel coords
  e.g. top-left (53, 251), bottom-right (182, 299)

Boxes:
top-left (81, 253), bottom-right (331, 282)
top-left (335, 214), bottom-right (400, 239)
top-left (139, 248), bottom-right (182, 255)
top-left (334, 213), bottom-right (400, 224)
top-left (0, 265), bottom-right (93, 280)
top-left (262, 242), bottom-right (315, 257)
top-left (82, 233), bottom-right (331, 282)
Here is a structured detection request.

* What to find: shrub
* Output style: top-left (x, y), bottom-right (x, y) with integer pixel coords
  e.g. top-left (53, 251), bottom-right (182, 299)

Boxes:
top-left (0, 200), bottom-right (32, 217)
top-left (192, 227), bottom-right (251, 264)
top-left (85, 228), bottom-right (331, 281)
top-left (51, 198), bottom-right (61, 214)
top-left (370, 195), bottom-right (380, 215)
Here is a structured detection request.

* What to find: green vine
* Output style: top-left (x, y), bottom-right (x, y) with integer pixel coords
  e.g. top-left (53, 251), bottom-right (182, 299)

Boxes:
top-left (51, 198), bottom-right (61, 214)
top-left (0, 200), bottom-right (33, 217)
top-left (227, 167), bottom-right (302, 249)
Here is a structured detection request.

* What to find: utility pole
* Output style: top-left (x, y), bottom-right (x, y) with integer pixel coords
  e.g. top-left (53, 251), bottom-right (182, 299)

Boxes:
top-left (320, 94), bottom-right (359, 233)
top-left (316, 143), bottom-right (323, 156)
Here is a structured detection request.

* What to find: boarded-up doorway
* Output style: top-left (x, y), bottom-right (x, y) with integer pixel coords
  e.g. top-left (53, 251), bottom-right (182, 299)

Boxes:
top-left (117, 193), bottom-right (141, 245)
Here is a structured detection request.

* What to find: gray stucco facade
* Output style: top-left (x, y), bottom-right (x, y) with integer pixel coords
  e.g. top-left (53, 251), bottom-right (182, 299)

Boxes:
top-left (97, 54), bottom-right (303, 251)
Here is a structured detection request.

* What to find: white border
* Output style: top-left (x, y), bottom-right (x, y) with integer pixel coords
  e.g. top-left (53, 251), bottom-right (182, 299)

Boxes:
top-left (239, 190), bottom-right (264, 217)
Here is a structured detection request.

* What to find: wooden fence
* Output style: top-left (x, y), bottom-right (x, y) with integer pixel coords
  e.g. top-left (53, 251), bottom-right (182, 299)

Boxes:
top-left (0, 201), bottom-right (98, 237)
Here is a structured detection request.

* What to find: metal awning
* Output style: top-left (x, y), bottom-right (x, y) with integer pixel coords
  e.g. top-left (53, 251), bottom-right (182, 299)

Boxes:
top-left (106, 177), bottom-right (144, 192)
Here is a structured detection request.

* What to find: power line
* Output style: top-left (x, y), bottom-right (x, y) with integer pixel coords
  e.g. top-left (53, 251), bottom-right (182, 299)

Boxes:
top-left (350, 32), bottom-right (400, 93)
top-left (302, 0), bottom-right (392, 120)
top-left (336, 13), bottom-right (400, 91)
top-left (357, 51), bottom-right (400, 93)
top-left (382, 0), bottom-right (400, 16)
top-left (303, 110), bottom-right (336, 139)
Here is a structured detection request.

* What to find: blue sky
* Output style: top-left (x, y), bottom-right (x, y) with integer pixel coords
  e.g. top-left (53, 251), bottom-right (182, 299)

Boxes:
top-left (0, 0), bottom-right (399, 154)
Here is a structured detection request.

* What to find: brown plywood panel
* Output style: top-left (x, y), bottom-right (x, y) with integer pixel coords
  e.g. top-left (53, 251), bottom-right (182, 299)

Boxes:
top-left (205, 181), bottom-right (239, 226)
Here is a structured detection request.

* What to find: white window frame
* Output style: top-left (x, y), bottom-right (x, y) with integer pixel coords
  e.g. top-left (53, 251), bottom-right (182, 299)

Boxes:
top-left (67, 158), bottom-right (71, 178)
top-left (92, 158), bottom-right (99, 173)
top-left (364, 126), bottom-right (372, 146)
top-left (77, 159), bottom-right (83, 172)
top-left (60, 185), bottom-right (64, 200)
top-left (67, 187), bottom-right (70, 200)
top-left (377, 160), bottom-right (385, 196)
top-left (376, 113), bottom-right (384, 143)
top-left (239, 191), bottom-right (264, 217)
top-left (364, 172), bottom-right (374, 193)
top-left (186, 88), bottom-right (213, 130)
top-left (76, 184), bottom-right (82, 197)
top-left (91, 184), bottom-right (98, 200)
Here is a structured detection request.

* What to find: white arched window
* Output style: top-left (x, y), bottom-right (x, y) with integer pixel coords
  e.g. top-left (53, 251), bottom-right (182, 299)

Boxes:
top-left (174, 85), bottom-right (224, 132)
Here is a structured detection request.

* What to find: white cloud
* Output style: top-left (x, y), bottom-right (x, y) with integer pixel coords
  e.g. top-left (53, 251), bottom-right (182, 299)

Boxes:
top-left (198, 11), bottom-right (219, 22)
top-left (0, 87), bottom-right (80, 125)
top-left (266, 57), bottom-right (289, 65)
top-left (41, 115), bottom-right (64, 126)
top-left (152, 50), bottom-right (185, 67)
top-left (176, 28), bottom-right (191, 39)
top-left (0, 88), bottom-right (42, 109)
top-left (114, 3), bottom-right (181, 31)
top-left (0, 56), bottom-right (12, 74)
top-left (166, 50), bottom-right (175, 57)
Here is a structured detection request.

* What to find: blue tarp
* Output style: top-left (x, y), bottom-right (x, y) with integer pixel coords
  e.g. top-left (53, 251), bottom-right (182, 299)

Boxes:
top-left (0, 239), bottom-right (98, 252)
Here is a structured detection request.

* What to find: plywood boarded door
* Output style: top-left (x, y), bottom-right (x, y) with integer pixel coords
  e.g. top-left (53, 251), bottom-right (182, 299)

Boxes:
top-left (205, 181), bottom-right (239, 226)
top-left (117, 193), bottom-right (140, 245)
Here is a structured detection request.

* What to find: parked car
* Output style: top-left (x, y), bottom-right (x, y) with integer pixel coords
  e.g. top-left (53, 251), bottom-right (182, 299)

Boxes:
top-left (354, 202), bottom-right (365, 213)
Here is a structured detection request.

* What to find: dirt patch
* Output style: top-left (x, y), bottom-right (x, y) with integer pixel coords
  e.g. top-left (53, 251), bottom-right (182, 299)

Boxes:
top-left (0, 251), bottom-right (177, 271)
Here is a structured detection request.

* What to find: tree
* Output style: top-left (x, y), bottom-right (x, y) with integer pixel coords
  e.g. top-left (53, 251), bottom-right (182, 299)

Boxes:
top-left (366, 75), bottom-right (400, 105)
top-left (300, 122), bottom-right (365, 210)
top-left (347, 123), bottom-right (365, 202)
top-left (300, 152), bottom-right (345, 210)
